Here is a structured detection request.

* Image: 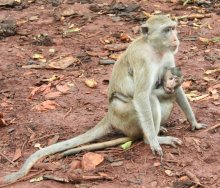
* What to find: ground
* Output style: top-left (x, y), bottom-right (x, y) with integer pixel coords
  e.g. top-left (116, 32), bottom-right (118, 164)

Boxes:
top-left (0, 0), bottom-right (219, 187)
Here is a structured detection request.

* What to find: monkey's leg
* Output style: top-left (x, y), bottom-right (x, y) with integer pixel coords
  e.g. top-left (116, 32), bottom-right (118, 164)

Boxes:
top-left (157, 136), bottom-right (182, 148)
top-left (59, 137), bottom-right (132, 158)
top-left (0, 116), bottom-right (111, 184)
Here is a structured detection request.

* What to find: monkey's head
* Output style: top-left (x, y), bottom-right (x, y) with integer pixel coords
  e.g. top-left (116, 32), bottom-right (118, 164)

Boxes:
top-left (141, 15), bottom-right (180, 54)
top-left (163, 67), bottom-right (183, 94)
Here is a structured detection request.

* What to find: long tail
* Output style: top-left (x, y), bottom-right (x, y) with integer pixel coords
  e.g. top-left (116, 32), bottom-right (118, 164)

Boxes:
top-left (0, 116), bottom-right (111, 184)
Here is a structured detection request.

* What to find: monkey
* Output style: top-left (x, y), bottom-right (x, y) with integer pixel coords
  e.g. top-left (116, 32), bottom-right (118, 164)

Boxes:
top-left (0, 15), bottom-right (206, 184)
top-left (57, 66), bottom-right (184, 158)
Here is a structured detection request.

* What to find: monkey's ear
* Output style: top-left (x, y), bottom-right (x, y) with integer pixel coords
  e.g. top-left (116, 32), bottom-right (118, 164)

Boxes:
top-left (140, 24), bottom-right (149, 35)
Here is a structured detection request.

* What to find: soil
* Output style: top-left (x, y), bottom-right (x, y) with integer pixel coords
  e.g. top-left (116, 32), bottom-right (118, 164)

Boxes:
top-left (0, 0), bottom-right (219, 188)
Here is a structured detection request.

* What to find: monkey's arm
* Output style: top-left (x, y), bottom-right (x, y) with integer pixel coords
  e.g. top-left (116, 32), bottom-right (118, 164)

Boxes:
top-left (132, 63), bottom-right (162, 156)
top-left (176, 87), bottom-right (206, 130)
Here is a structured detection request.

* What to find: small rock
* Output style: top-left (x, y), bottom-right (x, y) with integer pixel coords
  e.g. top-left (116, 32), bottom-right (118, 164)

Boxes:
top-left (110, 161), bottom-right (123, 167)
top-left (150, 181), bottom-right (158, 187)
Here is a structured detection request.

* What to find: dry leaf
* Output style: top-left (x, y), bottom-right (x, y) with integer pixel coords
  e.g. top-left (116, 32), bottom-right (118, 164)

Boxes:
top-left (205, 68), bottom-right (220, 75)
top-left (30, 176), bottom-right (43, 183)
top-left (56, 84), bottom-right (71, 93)
top-left (67, 160), bottom-right (81, 173)
top-left (32, 53), bottom-right (44, 59)
top-left (34, 143), bottom-right (42, 149)
top-left (165, 169), bottom-right (175, 177)
top-left (104, 43), bottom-right (129, 52)
top-left (182, 81), bottom-right (192, 89)
top-left (81, 152), bottom-right (104, 171)
top-left (86, 51), bottom-right (109, 57)
top-left (34, 162), bottom-right (61, 171)
top-left (85, 79), bottom-right (97, 88)
top-left (48, 56), bottom-right (78, 69)
top-left (34, 100), bottom-right (60, 111)
top-left (48, 135), bottom-right (60, 146)
top-left (12, 148), bottom-right (22, 162)
top-left (45, 91), bottom-right (61, 100)
top-left (109, 53), bottom-right (121, 60)
top-left (28, 87), bottom-right (40, 99)
top-left (120, 33), bottom-right (131, 42)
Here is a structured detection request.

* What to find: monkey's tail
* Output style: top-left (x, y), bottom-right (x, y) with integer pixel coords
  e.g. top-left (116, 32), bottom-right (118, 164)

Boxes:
top-left (0, 116), bottom-right (111, 184)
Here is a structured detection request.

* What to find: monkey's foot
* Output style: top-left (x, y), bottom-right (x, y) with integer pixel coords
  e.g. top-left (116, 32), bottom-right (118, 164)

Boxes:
top-left (157, 136), bottom-right (182, 148)
top-left (145, 138), bottom-right (163, 156)
top-left (160, 126), bottom-right (168, 133)
top-left (191, 123), bottom-right (207, 131)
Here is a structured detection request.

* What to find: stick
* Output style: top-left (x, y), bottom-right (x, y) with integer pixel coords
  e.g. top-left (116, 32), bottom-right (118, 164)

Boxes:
top-left (29, 131), bottom-right (71, 143)
top-left (63, 107), bottom-right (73, 119)
top-left (58, 137), bottom-right (131, 158)
top-left (0, 151), bottom-right (16, 166)
top-left (185, 170), bottom-right (202, 185)
top-left (197, 123), bottom-right (220, 135)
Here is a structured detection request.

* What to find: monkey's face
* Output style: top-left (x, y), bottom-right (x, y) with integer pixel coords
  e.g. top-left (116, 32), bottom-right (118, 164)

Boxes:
top-left (163, 70), bottom-right (183, 94)
top-left (141, 16), bottom-right (180, 54)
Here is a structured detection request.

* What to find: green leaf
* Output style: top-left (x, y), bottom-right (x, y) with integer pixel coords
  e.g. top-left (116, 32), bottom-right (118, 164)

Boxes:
top-left (120, 141), bottom-right (132, 150)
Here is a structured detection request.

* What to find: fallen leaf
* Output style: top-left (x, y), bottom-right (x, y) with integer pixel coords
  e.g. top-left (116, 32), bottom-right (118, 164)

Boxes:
top-left (48, 135), bottom-right (60, 146)
top-left (182, 81), bottom-right (192, 89)
top-left (109, 53), bottom-right (121, 60)
top-left (85, 79), bottom-right (97, 88)
top-left (153, 162), bottom-right (161, 167)
top-left (41, 75), bottom-right (59, 82)
top-left (165, 169), bottom-right (175, 177)
top-left (62, 9), bottom-right (77, 17)
top-left (30, 176), bottom-right (43, 183)
top-left (120, 141), bottom-right (132, 150)
top-left (45, 91), bottom-right (61, 100)
top-left (203, 76), bottom-right (215, 82)
top-left (110, 161), bottom-right (123, 167)
top-left (120, 33), bottom-right (131, 42)
top-left (48, 56), bottom-right (78, 70)
top-left (67, 160), bottom-right (81, 173)
top-left (104, 43), bottom-right (129, 52)
top-left (34, 100), bottom-right (60, 111)
top-left (56, 84), bottom-right (71, 93)
top-left (34, 162), bottom-right (61, 171)
top-left (81, 152), bottom-right (104, 171)
top-left (34, 143), bottom-right (42, 150)
top-left (12, 148), bottom-right (22, 162)
top-left (32, 53), bottom-right (44, 59)
top-left (86, 51), bottom-right (109, 57)
top-left (205, 68), bottom-right (220, 75)
top-left (28, 87), bottom-right (40, 99)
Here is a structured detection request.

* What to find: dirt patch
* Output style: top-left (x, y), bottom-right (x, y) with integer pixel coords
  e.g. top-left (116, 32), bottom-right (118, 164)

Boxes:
top-left (0, 0), bottom-right (219, 187)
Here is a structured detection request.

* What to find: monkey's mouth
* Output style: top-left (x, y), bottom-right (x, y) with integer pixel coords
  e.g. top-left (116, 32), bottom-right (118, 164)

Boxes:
top-left (164, 87), bottom-right (174, 94)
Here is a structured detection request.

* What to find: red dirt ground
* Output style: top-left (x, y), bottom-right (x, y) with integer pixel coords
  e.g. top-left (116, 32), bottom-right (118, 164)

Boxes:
top-left (0, 0), bottom-right (219, 187)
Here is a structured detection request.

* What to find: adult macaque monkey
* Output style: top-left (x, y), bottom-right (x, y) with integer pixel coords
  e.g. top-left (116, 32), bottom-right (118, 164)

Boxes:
top-left (0, 15), bottom-right (206, 184)
top-left (56, 66), bottom-right (184, 157)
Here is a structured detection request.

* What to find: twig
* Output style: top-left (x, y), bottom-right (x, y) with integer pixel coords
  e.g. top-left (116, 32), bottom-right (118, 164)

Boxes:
top-left (29, 132), bottom-right (70, 143)
top-left (63, 107), bottom-right (73, 119)
top-left (0, 151), bottom-right (16, 166)
top-left (185, 170), bottom-right (203, 186)
top-left (0, 169), bottom-right (45, 188)
top-left (197, 123), bottom-right (220, 135)
top-left (43, 173), bottom-right (114, 183)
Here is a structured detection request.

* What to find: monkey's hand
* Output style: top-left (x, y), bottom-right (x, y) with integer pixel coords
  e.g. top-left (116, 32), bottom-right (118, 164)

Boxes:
top-left (191, 123), bottom-right (207, 131)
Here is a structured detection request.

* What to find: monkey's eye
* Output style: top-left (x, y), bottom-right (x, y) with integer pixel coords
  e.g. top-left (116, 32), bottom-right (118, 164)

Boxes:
top-left (163, 27), bottom-right (172, 33)
top-left (169, 77), bottom-right (173, 80)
